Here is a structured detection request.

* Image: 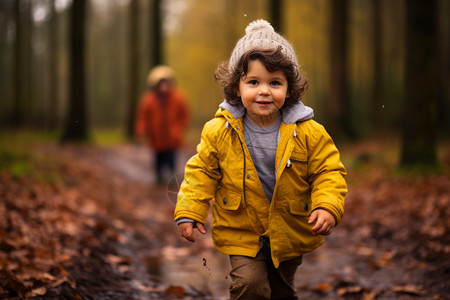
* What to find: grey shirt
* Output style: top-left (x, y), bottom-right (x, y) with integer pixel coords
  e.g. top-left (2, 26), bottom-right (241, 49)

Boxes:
top-left (243, 116), bottom-right (281, 202)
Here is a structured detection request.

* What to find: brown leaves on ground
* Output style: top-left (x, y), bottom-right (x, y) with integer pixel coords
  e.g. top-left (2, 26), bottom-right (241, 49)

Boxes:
top-left (297, 139), bottom-right (450, 299)
top-left (0, 143), bottom-right (210, 299)
top-left (1, 137), bottom-right (449, 299)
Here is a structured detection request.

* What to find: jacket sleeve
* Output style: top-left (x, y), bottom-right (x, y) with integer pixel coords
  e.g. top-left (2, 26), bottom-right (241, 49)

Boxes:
top-left (174, 120), bottom-right (222, 224)
top-left (307, 125), bottom-right (347, 224)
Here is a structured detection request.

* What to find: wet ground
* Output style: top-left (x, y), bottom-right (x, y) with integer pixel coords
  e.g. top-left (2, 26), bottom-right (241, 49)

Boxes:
top-left (101, 142), bottom-right (449, 299)
top-left (1, 140), bottom-right (449, 299)
top-left (103, 144), bottom-right (231, 298)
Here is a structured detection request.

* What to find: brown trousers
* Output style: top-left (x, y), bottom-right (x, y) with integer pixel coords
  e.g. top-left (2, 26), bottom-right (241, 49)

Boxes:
top-left (229, 239), bottom-right (302, 300)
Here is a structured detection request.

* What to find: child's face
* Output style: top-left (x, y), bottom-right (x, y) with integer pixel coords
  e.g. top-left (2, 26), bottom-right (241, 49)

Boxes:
top-left (237, 59), bottom-right (289, 126)
top-left (155, 79), bottom-right (173, 95)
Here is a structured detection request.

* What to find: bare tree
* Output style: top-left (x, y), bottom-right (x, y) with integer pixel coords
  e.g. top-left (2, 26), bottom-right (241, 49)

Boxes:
top-left (127, 0), bottom-right (139, 138)
top-left (48, 0), bottom-right (58, 129)
top-left (150, 0), bottom-right (163, 65)
top-left (437, 0), bottom-right (450, 134)
top-left (13, 0), bottom-right (25, 126)
top-left (400, 0), bottom-right (438, 168)
top-left (269, 0), bottom-right (283, 33)
top-left (328, 0), bottom-right (353, 139)
top-left (62, 0), bottom-right (89, 141)
top-left (371, 0), bottom-right (382, 128)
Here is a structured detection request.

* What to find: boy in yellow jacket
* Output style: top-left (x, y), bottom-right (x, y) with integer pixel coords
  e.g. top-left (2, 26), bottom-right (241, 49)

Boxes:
top-left (174, 19), bottom-right (347, 299)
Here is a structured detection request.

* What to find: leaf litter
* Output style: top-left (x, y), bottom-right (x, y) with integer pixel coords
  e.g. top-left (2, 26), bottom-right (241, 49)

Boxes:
top-left (0, 138), bottom-right (449, 299)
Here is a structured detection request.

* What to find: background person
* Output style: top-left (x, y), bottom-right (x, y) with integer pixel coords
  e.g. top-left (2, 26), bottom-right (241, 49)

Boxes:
top-left (135, 65), bottom-right (189, 185)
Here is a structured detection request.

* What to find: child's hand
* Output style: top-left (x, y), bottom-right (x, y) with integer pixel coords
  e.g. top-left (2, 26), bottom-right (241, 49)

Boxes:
top-left (308, 209), bottom-right (336, 235)
top-left (178, 222), bottom-right (206, 243)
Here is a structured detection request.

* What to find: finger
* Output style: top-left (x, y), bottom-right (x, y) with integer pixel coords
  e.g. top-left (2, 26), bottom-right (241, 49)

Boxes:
top-left (322, 227), bottom-right (332, 236)
top-left (308, 210), bottom-right (318, 224)
top-left (182, 225), bottom-right (195, 243)
top-left (196, 223), bottom-right (206, 234)
top-left (321, 224), bottom-right (335, 236)
top-left (312, 220), bottom-right (326, 235)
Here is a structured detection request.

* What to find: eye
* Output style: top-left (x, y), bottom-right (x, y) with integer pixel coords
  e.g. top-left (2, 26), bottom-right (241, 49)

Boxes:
top-left (271, 81), bottom-right (281, 86)
top-left (248, 80), bottom-right (258, 86)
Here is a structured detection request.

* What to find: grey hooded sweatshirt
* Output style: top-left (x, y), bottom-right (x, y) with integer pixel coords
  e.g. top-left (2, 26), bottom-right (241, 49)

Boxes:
top-left (219, 101), bottom-right (314, 201)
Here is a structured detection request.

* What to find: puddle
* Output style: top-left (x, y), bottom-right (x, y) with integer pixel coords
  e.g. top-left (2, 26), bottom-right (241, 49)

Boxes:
top-left (146, 246), bottom-right (231, 298)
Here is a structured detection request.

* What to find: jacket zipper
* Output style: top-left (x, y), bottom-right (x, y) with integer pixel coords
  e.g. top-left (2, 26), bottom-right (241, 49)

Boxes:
top-left (237, 133), bottom-right (248, 207)
top-left (275, 129), bottom-right (294, 179)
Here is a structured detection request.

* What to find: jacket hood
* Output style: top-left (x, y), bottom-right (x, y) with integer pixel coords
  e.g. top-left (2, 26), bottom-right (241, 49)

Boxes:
top-left (218, 100), bottom-right (314, 124)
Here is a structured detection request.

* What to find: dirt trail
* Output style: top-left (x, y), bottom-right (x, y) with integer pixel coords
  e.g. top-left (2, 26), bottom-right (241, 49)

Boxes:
top-left (101, 143), bottom-right (449, 300)
top-left (103, 144), bottom-right (231, 298)
top-left (1, 141), bottom-right (448, 299)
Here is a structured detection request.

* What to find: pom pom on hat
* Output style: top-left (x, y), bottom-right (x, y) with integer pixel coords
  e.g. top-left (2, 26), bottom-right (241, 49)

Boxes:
top-left (228, 19), bottom-right (298, 72)
top-left (245, 19), bottom-right (274, 34)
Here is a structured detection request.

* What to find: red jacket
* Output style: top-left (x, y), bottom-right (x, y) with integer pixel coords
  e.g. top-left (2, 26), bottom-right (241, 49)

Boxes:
top-left (135, 88), bottom-right (189, 152)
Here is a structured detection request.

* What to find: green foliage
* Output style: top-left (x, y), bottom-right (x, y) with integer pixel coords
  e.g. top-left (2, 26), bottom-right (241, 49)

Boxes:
top-left (92, 128), bottom-right (127, 146)
top-left (0, 148), bottom-right (34, 178)
top-left (0, 131), bottom-right (61, 181)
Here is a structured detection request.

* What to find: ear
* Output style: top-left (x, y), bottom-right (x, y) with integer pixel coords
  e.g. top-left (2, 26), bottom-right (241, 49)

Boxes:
top-left (286, 90), bottom-right (290, 98)
top-left (236, 88), bottom-right (241, 97)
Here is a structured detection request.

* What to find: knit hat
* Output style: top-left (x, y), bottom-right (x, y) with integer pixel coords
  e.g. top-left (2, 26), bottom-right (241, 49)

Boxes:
top-left (228, 19), bottom-right (299, 73)
top-left (147, 65), bottom-right (176, 87)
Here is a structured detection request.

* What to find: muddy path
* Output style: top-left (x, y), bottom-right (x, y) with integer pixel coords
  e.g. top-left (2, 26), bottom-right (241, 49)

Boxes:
top-left (1, 140), bottom-right (449, 299)
top-left (100, 142), bottom-right (450, 299)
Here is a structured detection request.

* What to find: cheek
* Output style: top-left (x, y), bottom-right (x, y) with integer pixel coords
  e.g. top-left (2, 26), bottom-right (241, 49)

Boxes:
top-left (275, 90), bottom-right (288, 102)
top-left (276, 99), bottom-right (286, 108)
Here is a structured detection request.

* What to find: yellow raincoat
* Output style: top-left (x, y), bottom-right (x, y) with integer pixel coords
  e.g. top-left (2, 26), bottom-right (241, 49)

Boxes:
top-left (174, 102), bottom-right (347, 268)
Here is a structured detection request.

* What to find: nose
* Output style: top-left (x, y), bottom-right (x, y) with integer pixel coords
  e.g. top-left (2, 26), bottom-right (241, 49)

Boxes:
top-left (258, 84), bottom-right (270, 95)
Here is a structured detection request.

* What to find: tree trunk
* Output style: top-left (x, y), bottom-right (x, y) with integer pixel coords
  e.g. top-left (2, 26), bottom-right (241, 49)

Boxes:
top-left (62, 0), bottom-right (89, 142)
top-left (328, 0), bottom-right (353, 139)
top-left (48, 0), bottom-right (58, 129)
top-left (269, 0), bottom-right (283, 33)
top-left (13, 0), bottom-right (24, 126)
top-left (436, 0), bottom-right (450, 134)
top-left (400, 0), bottom-right (438, 168)
top-left (371, 0), bottom-right (382, 129)
top-left (26, 0), bottom-right (33, 126)
top-left (127, 0), bottom-right (139, 138)
top-left (151, 0), bottom-right (163, 66)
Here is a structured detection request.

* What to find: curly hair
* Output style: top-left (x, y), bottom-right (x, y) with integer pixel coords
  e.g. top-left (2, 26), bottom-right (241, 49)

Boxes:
top-left (214, 47), bottom-right (309, 109)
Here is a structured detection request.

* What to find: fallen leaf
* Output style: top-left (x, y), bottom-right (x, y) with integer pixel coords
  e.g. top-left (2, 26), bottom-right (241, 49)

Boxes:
top-left (26, 286), bottom-right (47, 297)
top-left (363, 291), bottom-right (378, 300)
top-left (131, 280), bottom-right (164, 293)
top-left (51, 277), bottom-right (69, 288)
top-left (357, 247), bottom-right (375, 256)
top-left (118, 265), bottom-right (131, 273)
top-left (391, 284), bottom-right (426, 296)
top-left (315, 282), bottom-right (332, 292)
top-left (337, 286), bottom-right (363, 296)
top-left (105, 254), bottom-right (132, 267)
top-left (165, 285), bottom-right (185, 297)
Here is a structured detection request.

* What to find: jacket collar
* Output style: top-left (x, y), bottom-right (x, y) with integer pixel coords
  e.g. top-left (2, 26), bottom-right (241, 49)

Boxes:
top-left (218, 100), bottom-right (314, 124)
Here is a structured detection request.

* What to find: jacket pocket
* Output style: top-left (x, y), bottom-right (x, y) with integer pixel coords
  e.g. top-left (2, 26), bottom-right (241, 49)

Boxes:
top-left (290, 150), bottom-right (308, 164)
top-left (289, 196), bottom-right (312, 217)
top-left (215, 188), bottom-right (242, 211)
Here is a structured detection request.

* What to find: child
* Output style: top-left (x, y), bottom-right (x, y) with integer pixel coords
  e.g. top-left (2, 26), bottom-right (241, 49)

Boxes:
top-left (135, 65), bottom-right (189, 184)
top-left (174, 20), bottom-right (347, 299)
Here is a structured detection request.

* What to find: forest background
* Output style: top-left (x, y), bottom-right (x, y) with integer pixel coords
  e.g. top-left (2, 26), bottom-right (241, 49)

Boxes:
top-left (1, 0), bottom-right (450, 298)
top-left (1, 0), bottom-right (449, 166)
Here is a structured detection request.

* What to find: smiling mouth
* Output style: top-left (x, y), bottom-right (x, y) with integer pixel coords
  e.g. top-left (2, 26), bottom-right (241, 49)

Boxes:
top-left (256, 100), bottom-right (272, 104)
